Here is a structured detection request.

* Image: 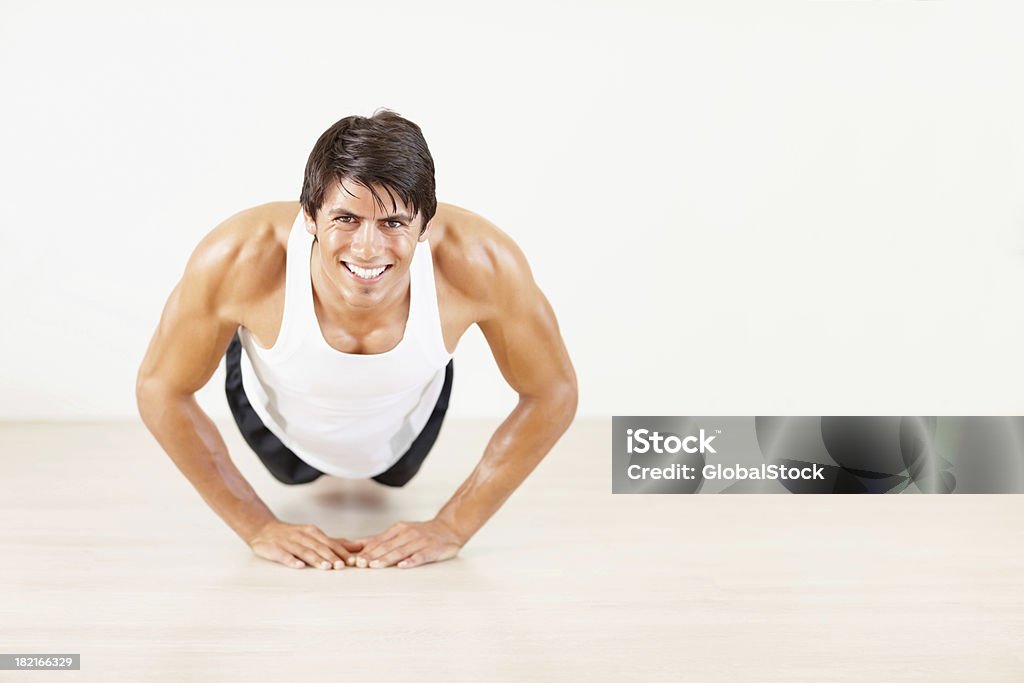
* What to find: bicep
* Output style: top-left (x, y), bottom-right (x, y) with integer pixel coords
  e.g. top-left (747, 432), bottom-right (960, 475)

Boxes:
top-left (477, 272), bottom-right (576, 403)
top-left (137, 259), bottom-right (239, 397)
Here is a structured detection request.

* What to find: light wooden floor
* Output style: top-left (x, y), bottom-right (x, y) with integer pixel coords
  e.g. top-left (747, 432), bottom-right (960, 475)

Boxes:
top-left (1, 418), bottom-right (1022, 681)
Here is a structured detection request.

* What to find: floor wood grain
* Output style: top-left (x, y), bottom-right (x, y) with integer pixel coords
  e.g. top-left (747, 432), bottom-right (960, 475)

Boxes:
top-left (1, 419), bottom-right (1022, 681)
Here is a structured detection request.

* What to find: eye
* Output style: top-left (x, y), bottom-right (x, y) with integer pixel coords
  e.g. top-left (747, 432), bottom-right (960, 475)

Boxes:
top-left (333, 215), bottom-right (356, 224)
top-left (384, 220), bottom-right (404, 229)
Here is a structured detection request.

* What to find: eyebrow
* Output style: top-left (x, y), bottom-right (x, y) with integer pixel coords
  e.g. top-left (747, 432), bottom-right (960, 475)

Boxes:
top-left (328, 208), bottom-right (414, 223)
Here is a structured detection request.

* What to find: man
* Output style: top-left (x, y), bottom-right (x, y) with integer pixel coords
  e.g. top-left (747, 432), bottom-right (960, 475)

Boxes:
top-left (136, 110), bottom-right (578, 571)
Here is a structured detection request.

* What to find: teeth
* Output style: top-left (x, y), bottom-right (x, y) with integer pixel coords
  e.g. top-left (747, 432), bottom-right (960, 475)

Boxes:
top-left (345, 263), bottom-right (387, 279)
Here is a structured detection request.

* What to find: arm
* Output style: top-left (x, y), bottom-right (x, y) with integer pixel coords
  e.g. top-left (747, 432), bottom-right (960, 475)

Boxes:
top-left (355, 230), bottom-right (578, 569)
top-left (135, 230), bottom-right (277, 544)
top-left (434, 260), bottom-right (577, 544)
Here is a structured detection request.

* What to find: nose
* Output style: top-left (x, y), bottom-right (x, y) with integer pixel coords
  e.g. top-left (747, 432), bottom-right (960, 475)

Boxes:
top-left (350, 219), bottom-right (382, 260)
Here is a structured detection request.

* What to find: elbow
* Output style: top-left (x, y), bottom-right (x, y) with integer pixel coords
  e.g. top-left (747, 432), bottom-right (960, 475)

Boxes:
top-left (136, 372), bottom-right (193, 428)
top-left (135, 372), bottom-right (172, 425)
top-left (563, 381), bottom-right (579, 420)
top-left (520, 383), bottom-right (576, 428)
top-left (562, 364), bottom-right (579, 418)
top-left (548, 379), bottom-right (578, 429)
top-left (135, 372), bottom-right (157, 422)
top-left (135, 365), bottom-right (156, 408)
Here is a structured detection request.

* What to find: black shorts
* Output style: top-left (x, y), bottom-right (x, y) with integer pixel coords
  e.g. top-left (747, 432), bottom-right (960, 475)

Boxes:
top-left (224, 332), bottom-right (454, 487)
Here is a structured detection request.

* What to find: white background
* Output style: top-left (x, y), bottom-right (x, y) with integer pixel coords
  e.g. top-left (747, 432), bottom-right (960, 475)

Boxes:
top-left (1, 0), bottom-right (1022, 420)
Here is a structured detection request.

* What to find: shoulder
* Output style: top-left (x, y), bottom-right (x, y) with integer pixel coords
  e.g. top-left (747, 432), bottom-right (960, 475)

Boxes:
top-left (429, 202), bottom-right (537, 321)
top-left (182, 201), bottom-right (294, 316)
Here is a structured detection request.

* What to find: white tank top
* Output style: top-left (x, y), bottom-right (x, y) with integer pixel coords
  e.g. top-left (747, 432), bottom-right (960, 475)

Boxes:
top-left (237, 208), bottom-right (452, 478)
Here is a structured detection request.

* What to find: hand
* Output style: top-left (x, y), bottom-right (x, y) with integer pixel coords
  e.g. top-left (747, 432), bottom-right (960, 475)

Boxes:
top-left (248, 520), bottom-right (364, 570)
top-left (351, 519), bottom-right (463, 569)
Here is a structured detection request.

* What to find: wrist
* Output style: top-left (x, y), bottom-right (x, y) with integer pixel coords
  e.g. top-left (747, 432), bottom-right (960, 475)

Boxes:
top-left (239, 514), bottom-right (278, 545)
top-left (433, 515), bottom-right (471, 546)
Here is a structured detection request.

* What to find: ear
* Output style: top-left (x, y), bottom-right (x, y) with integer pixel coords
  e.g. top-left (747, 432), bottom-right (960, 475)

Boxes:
top-left (303, 211), bottom-right (317, 237)
top-left (417, 217), bottom-right (432, 243)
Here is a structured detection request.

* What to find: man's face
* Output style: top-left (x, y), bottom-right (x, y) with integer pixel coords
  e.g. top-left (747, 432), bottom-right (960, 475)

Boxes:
top-left (305, 178), bottom-right (428, 310)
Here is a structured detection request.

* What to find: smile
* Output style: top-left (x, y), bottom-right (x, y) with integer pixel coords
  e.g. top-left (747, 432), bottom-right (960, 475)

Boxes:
top-left (343, 261), bottom-right (391, 282)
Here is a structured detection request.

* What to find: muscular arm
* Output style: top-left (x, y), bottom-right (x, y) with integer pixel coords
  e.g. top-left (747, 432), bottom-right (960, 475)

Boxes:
top-left (135, 221), bottom-right (277, 544)
top-left (433, 237), bottom-right (578, 543)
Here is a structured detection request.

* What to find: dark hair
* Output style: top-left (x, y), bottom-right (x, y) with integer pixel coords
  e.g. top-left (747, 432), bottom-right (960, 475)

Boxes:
top-left (300, 109), bottom-right (437, 233)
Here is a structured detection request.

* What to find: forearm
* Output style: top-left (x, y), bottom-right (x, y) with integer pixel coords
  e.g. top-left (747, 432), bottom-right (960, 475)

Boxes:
top-left (434, 390), bottom-right (575, 544)
top-left (137, 386), bottom-right (277, 543)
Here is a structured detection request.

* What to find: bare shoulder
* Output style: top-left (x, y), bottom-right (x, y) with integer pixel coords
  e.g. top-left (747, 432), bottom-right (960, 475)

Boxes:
top-left (429, 202), bottom-right (536, 320)
top-left (186, 201), bottom-right (294, 304)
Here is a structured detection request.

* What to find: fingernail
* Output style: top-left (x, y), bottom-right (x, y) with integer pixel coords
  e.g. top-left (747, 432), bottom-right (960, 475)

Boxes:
top-left (356, 557), bottom-right (367, 568)
top-left (334, 561), bottom-right (344, 570)
top-left (369, 560), bottom-right (381, 568)
top-left (320, 561), bottom-right (330, 570)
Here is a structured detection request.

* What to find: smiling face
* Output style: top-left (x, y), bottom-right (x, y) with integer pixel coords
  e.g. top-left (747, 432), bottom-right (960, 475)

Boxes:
top-left (304, 178), bottom-right (429, 312)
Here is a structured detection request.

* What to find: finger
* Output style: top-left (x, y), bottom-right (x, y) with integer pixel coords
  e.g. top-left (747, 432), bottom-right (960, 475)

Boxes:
top-left (356, 525), bottom-right (407, 560)
top-left (364, 524), bottom-right (405, 548)
top-left (338, 538), bottom-right (365, 552)
top-left (354, 544), bottom-right (393, 568)
top-left (283, 541), bottom-right (334, 571)
top-left (306, 539), bottom-right (349, 570)
top-left (330, 539), bottom-right (364, 568)
top-left (349, 540), bottom-right (372, 565)
top-left (352, 536), bottom-right (387, 563)
top-left (369, 541), bottom-right (420, 569)
top-left (397, 552), bottom-right (427, 569)
top-left (257, 544), bottom-right (307, 570)
top-left (300, 529), bottom-right (355, 569)
top-left (351, 534), bottom-right (382, 550)
top-left (355, 535), bottom-right (400, 566)
top-left (324, 541), bottom-right (357, 569)
top-left (364, 534), bottom-right (417, 567)
top-left (342, 535), bottom-right (379, 566)
top-left (295, 534), bottom-right (347, 570)
top-left (327, 536), bottom-right (365, 555)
